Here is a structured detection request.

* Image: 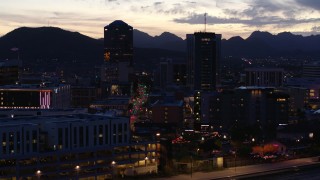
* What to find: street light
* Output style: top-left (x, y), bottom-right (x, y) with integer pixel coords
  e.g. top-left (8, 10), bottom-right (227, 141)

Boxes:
top-left (75, 165), bottom-right (80, 180)
top-left (145, 157), bottom-right (148, 167)
top-left (36, 170), bottom-right (41, 180)
top-left (111, 161), bottom-right (116, 179)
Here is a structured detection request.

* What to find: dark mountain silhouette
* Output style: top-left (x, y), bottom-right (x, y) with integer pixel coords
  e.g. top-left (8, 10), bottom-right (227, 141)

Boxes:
top-left (0, 27), bottom-right (185, 75)
top-left (0, 27), bottom-right (103, 75)
top-left (133, 29), bottom-right (320, 58)
top-left (1, 27), bottom-right (320, 76)
top-left (223, 31), bottom-right (320, 57)
top-left (0, 27), bottom-right (102, 60)
top-left (133, 30), bottom-right (185, 52)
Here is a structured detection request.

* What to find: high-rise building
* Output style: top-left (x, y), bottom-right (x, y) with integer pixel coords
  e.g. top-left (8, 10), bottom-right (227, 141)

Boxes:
top-left (187, 32), bottom-right (221, 91)
top-left (104, 20), bottom-right (133, 65)
top-left (102, 20), bottom-right (133, 85)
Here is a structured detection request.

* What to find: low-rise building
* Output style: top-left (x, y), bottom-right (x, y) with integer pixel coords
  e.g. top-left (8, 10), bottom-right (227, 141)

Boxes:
top-left (151, 100), bottom-right (183, 125)
top-left (0, 83), bottom-right (70, 109)
top-left (0, 113), bottom-right (158, 179)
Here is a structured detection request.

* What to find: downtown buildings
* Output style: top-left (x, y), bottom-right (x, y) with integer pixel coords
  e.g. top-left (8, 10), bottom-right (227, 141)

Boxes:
top-left (1, 19), bottom-right (317, 178)
top-left (0, 20), bottom-right (160, 179)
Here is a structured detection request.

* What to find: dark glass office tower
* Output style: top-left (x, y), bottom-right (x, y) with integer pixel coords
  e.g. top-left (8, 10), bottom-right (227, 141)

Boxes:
top-left (102, 20), bottom-right (134, 94)
top-left (101, 20), bottom-right (134, 96)
top-left (187, 32), bottom-right (221, 91)
top-left (104, 20), bottom-right (133, 65)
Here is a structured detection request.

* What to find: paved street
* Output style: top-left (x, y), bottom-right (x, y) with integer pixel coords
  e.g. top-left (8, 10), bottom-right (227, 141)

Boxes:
top-left (156, 157), bottom-right (320, 180)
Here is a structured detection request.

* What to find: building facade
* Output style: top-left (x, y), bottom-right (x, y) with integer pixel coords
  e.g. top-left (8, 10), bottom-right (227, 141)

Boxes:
top-left (193, 91), bottom-right (220, 126)
top-left (71, 86), bottom-right (101, 108)
top-left (0, 59), bottom-right (21, 85)
top-left (151, 100), bottom-right (183, 125)
top-left (102, 20), bottom-right (133, 84)
top-left (245, 68), bottom-right (284, 87)
top-left (186, 32), bottom-right (221, 91)
top-left (0, 84), bottom-right (70, 109)
top-left (159, 59), bottom-right (187, 88)
top-left (206, 87), bottom-right (289, 134)
top-left (0, 114), bottom-right (158, 179)
top-left (303, 61), bottom-right (320, 78)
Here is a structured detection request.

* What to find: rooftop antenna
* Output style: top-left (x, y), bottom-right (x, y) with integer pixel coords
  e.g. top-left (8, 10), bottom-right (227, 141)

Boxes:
top-left (204, 13), bottom-right (207, 32)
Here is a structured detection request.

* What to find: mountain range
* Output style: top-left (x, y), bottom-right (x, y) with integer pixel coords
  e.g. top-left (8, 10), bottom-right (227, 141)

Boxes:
top-left (0, 27), bottom-right (320, 75)
top-left (133, 29), bottom-right (185, 52)
top-left (222, 31), bottom-right (320, 57)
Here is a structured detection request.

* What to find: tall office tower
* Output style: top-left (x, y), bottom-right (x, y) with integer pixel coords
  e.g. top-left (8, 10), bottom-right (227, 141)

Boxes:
top-left (102, 20), bottom-right (133, 88)
top-left (186, 32), bottom-right (221, 91)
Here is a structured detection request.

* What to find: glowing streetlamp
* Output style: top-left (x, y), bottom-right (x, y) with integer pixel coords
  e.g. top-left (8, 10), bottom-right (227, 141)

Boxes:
top-left (36, 170), bottom-right (41, 180)
top-left (111, 161), bottom-right (116, 179)
top-left (75, 165), bottom-right (80, 179)
top-left (145, 157), bottom-right (148, 167)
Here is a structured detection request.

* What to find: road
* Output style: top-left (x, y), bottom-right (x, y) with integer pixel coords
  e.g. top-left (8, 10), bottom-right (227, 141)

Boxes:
top-left (244, 164), bottom-right (320, 180)
top-left (155, 157), bottom-right (320, 180)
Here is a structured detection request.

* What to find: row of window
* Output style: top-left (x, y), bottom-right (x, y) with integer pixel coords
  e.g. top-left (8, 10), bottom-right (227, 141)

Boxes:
top-left (57, 123), bottom-right (129, 149)
top-left (1, 130), bottom-right (38, 155)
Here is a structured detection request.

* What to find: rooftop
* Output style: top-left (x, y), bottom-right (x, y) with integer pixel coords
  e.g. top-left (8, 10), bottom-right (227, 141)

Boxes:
top-left (245, 68), bottom-right (284, 71)
top-left (0, 59), bottom-right (22, 67)
top-left (152, 100), bottom-right (183, 107)
top-left (0, 83), bottom-right (69, 90)
top-left (105, 20), bottom-right (132, 29)
top-left (0, 113), bottom-right (128, 127)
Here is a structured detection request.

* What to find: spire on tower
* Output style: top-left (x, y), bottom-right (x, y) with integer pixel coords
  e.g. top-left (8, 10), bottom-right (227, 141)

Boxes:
top-left (204, 13), bottom-right (207, 32)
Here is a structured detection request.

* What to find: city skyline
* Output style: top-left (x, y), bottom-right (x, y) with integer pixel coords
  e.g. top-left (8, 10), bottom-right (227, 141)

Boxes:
top-left (1, 0), bottom-right (320, 39)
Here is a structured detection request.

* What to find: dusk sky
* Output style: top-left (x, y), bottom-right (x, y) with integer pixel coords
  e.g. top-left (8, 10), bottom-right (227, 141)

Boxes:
top-left (1, 0), bottom-right (320, 39)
